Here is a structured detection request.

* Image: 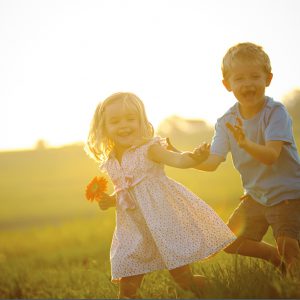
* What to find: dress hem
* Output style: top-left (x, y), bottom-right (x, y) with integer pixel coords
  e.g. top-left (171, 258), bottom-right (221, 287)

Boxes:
top-left (111, 236), bottom-right (236, 282)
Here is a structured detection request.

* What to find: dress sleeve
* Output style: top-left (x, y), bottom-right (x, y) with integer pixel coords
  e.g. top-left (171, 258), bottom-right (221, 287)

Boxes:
top-left (146, 136), bottom-right (168, 149)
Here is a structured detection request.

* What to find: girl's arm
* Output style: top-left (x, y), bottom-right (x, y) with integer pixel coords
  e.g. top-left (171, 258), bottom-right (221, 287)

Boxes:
top-left (148, 142), bottom-right (209, 168)
top-left (166, 138), bottom-right (223, 171)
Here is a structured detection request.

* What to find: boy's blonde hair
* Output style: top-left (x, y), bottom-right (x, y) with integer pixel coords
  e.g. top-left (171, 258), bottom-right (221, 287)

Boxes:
top-left (85, 92), bottom-right (154, 162)
top-left (222, 42), bottom-right (272, 79)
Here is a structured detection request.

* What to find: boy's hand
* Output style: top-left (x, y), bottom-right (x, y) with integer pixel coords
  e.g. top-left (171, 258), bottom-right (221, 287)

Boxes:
top-left (190, 142), bottom-right (211, 163)
top-left (98, 193), bottom-right (116, 210)
top-left (226, 117), bottom-right (248, 148)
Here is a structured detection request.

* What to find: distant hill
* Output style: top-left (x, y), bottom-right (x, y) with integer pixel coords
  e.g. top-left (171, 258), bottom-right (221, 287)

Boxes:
top-left (0, 144), bottom-right (103, 229)
top-left (6, 105), bottom-right (300, 231)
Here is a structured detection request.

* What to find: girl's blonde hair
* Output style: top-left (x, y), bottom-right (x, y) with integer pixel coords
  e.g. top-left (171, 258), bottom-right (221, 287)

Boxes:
top-left (222, 42), bottom-right (272, 80)
top-left (85, 92), bottom-right (154, 162)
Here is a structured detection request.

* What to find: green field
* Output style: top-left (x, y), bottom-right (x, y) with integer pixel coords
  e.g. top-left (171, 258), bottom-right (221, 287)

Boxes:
top-left (0, 143), bottom-right (299, 298)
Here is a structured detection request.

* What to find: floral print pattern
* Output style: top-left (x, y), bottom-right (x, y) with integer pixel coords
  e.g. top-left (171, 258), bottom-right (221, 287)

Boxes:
top-left (101, 137), bottom-right (236, 280)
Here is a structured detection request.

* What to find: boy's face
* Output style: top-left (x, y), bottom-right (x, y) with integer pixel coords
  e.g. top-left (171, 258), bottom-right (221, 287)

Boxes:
top-left (222, 61), bottom-right (273, 111)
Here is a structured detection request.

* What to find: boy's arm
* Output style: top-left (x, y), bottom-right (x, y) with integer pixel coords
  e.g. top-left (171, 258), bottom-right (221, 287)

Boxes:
top-left (226, 118), bottom-right (284, 165)
top-left (148, 143), bottom-right (209, 168)
top-left (238, 139), bottom-right (283, 165)
top-left (193, 153), bottom-right (224, 171)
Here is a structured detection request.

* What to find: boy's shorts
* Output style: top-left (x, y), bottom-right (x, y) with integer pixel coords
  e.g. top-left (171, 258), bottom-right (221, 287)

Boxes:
top-left (227, 196), bottom-right (300, 242)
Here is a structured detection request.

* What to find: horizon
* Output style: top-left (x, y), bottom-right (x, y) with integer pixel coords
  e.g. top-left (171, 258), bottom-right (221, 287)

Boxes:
top-left (0, 114), bottom-right (214, 152)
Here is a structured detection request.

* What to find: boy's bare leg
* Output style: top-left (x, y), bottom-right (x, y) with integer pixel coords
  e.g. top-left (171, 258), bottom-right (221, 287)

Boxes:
top-left (277, 236), bottom-right (300, 275)
top-left (225, 237), bottom-right (283, 269)
top-left (119, 274), bottom-right (144, 299)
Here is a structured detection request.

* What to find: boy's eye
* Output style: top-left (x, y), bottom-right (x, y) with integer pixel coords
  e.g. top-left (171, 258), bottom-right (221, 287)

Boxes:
top-left (234, 77), bottom-right (243, 81)
top-left (252, 75), bottom-right (261, 79)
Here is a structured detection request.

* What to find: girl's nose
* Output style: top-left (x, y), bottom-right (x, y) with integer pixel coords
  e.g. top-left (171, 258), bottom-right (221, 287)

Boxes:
top-left (118, 119), bottom-right (129, 129)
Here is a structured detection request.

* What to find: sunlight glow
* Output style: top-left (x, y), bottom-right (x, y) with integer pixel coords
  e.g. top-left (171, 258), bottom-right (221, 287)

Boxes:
top-left (1, 0), bottom-right (300, 150)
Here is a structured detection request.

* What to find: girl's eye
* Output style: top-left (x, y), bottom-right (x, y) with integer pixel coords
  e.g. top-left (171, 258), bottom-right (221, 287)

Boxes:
top-left (126, 115), bottom-right (137, 121)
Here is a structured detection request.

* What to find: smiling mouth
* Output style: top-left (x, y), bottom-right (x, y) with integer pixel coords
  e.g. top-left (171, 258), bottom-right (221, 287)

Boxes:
top-left (118, 131), bottom-right (132, 137)
top-left (242, 91), bottom-right (256, 99)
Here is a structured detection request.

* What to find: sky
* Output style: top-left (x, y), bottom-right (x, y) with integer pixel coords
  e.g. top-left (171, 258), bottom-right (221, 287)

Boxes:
top-left (1, 0), bottom-right (300, 151)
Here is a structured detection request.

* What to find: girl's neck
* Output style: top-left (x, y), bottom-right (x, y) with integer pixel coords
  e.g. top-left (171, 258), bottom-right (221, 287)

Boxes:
top-left (114, 146), bottom-right (127, 163)
top-left (113, 137), bottom-right (151, 163)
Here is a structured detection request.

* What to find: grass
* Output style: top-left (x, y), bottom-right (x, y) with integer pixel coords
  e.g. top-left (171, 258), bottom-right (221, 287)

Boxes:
top-left (0, 217), bottom-right (116, 299)
top-left (1, 217), bottom-right (300, 298)
top-left (0, 142), bottom-right (300, 298)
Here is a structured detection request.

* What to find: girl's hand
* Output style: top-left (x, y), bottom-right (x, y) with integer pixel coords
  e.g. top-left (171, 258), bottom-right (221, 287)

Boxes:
top-left (98, 193), bottom-right (116, 210)
top-left (166, 138), bottom-right (180, 152)
top-left (226, 117), bottom-right (248, 148)
top-left (190, 142), bottom-right (210, 163)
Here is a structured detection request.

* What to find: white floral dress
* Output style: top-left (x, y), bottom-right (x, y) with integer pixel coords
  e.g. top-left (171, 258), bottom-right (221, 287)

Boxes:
top-left (100, 137), bottom-right (236, 281)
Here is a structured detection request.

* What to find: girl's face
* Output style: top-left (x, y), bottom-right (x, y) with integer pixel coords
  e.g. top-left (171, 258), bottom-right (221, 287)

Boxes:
top-left (104, 101), bottom-right (141, 150)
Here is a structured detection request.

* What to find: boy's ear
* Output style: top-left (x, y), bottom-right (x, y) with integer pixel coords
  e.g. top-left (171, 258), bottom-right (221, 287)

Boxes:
top-left (222, 79), bottom-right (232, 92)
top-left (266, 72), bottom-right (273, 87)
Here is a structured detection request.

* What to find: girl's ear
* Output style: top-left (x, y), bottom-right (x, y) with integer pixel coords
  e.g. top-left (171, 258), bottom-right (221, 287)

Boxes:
top-left (222, 79), bottom-right (232, 92)
top-left (266, 72), bottom-right (273, 87)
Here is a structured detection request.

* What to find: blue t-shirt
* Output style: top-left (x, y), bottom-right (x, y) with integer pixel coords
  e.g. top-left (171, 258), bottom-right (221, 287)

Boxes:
top-left (211, 96), bottom-right (300, 206)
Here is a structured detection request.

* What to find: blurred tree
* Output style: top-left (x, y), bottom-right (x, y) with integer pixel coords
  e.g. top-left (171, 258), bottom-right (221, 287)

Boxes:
top-left (156, 115), bottom-right (214, 150)
top-left (282, 88), bottom-right (300, 140)
top-left (35, 139), bottom-right (48, 150)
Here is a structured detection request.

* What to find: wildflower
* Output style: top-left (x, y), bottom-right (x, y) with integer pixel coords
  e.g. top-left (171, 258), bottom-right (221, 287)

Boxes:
top-left (85, 176), bottom-right (108, 202)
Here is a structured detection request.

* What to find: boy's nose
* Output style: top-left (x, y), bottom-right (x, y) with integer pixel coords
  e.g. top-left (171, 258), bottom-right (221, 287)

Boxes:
top-left (242, 79), bottom-right (255, 89)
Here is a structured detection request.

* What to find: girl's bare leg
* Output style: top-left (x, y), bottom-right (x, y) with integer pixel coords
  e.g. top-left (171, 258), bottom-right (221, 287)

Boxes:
top-left (169, 265), bottom-right (207, 295)
top-left (119, 274), bottom-right (144, 299)
top-left (193, 274), bottom-right (207, 288)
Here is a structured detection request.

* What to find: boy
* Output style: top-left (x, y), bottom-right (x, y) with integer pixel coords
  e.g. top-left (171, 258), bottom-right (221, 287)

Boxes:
top-left (192, 42), bottom-right (300, 274)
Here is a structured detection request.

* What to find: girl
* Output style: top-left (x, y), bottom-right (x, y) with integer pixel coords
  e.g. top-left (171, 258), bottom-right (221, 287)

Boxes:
top-left (85, 92), bottom-right (235, 298)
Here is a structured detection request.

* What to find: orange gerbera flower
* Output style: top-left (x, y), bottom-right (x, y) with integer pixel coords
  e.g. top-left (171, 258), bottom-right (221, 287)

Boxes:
top-left (85, 176), bottom-right (108, 202)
